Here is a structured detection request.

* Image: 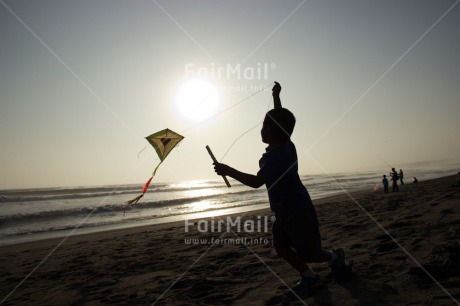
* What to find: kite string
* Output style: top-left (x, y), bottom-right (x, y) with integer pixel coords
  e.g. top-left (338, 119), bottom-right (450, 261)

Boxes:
top-left (137, 146), bottom-right (147, 157)
top-left (220, 121), bottom-right (262, 162)
top-left (380, 157), bottom-right (393, 169)
top-left (220, 92), bottom-right (273, 162)
top-left (180, 82), bottom-right (274, 135)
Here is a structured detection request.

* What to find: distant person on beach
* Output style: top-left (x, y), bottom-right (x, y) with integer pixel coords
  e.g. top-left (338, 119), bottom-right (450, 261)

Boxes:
top-left (382, 175), bottom-right (389, 193)
top-left (390, 168), bottom-right (399, 192)
top-left (413, 177), bottom-right (418, 183)
top-left (399, 169), bottom-right (404, 184)
top-left (213, 82), bottom-right (347, 291)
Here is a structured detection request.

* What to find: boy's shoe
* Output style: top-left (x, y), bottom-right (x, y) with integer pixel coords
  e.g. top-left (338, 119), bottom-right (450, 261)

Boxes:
top-left (292, 273), bottom-right (321, 291)
top-left (331, 248), bottom-right (345, 278)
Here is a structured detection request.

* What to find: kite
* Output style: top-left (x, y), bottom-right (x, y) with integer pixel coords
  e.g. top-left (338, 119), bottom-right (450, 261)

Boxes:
top-left (124, 128), bottom-right (184, 212)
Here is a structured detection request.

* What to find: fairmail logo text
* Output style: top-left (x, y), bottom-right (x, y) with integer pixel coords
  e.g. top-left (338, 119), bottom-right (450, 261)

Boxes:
top-left (184, 216), bottom-right (269, 233)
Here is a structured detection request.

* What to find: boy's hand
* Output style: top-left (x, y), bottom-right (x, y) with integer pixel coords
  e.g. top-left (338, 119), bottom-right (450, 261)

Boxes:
top-left (213, 162), bottom-right (231, 176)
top-left (272, 81), bottom-right (281, 96)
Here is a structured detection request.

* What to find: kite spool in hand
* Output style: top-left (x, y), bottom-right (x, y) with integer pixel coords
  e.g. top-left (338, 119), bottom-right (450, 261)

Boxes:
top-left (206, 145), bottom-right (231, 188)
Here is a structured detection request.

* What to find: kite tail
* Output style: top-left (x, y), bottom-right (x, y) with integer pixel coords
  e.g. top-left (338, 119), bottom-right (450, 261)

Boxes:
top-left (124, 193), bottom-right (143, 208)
top-left (152, 161), bottom-right (162, 176)
top-left (123, 194), bottom-right (143, 216)
top-left (123, 161), bottom-right (161, 215)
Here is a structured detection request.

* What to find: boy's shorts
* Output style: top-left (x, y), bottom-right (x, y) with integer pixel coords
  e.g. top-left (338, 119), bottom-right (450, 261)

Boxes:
top-left (272, 208), bottom-right (322, 262)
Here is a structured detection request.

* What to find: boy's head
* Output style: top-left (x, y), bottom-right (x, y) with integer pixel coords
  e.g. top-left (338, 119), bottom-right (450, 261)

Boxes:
top-left (261, 108), bottom-right (296, 143)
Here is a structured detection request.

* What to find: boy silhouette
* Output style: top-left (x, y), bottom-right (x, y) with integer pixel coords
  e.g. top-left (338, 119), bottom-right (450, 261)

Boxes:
top-left (382, 174), bottom-right (389, 193)
top-left (213, 82), bottom-right (346, 290)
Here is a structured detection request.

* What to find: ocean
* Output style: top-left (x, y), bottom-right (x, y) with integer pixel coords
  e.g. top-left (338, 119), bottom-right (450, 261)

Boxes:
top-left (0, 167), bottom-right (456, 245)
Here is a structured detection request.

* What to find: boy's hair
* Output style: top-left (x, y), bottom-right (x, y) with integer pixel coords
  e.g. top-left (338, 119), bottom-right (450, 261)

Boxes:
top-left (265, 108), bottom-right (296, 141)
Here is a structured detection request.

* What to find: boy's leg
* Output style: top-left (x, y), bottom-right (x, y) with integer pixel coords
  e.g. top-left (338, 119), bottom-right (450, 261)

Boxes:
top-left (275, 247), bottom-right (322, 290)
top-left (330, 248), bottom-right (346, 277)
top-left (273, 219), bottom-right (309, 273)
top-left (283, 210), bottom-right (325, 263)
top-left (273, 216), bottom-right (320, 289)
top-left (280, 211), bottom-right (346, 279)
top-left (316, 249), bottom-right (333, 262)
top-left (275, 247), bottom-right (309, 274)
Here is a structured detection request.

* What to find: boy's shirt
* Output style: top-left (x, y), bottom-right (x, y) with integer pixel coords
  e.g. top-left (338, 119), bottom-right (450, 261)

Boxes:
top-left (257, 140), bottom-right (313, 216)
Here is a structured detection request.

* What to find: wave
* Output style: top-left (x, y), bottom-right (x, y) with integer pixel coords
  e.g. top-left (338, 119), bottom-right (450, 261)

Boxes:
top-left (0, 200), bottom-right (268, 238)
top-left (0, 182), bottom-right (230, 203)
top-left (0, 191), bottom-right (128, 203)
top-left (0, 189), bottom-right (264, 223)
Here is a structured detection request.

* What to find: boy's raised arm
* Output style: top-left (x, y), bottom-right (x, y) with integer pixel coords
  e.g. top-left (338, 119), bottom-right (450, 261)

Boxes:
top-left (273, 81), bottom-right (282, 109)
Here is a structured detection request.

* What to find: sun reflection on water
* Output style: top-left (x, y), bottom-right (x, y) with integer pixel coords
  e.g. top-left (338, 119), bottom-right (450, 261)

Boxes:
top-left (171, 180), bottom-right (213, 189)
top-left (171, 180), bottom-right (223, 199)
top-left (189, 200), bottom-right (212, 211)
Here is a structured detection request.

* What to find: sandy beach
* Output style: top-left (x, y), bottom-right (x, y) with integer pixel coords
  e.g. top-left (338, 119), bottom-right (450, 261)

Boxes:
top-left (1, 174), bottom-right (459, 305)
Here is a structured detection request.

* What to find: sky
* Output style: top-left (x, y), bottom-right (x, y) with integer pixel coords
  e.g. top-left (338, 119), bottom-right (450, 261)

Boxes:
top-left (1, 0), bottom-right (459, 189)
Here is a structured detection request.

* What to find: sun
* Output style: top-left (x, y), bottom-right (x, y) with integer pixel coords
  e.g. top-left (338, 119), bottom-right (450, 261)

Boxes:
top-left (175, 78), bottom-right (220, 122)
